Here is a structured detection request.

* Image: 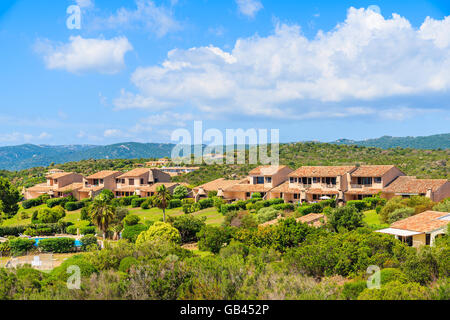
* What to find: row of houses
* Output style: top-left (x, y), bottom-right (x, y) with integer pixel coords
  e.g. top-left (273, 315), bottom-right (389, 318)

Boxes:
top-left (24, 168), bottom-right (180, 201)
top-left (25, 164), bottom-right (450, 205)
top-left (192, 165), bottom-right (450, 203)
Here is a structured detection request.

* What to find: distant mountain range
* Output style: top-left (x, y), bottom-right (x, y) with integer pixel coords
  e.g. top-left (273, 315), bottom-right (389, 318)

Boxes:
top-left (333, 133), bottom-right (450, 150)
top-left (0, 133), bottom-right (448, 171)
top-left (0, 143), bottom-right (175, 171)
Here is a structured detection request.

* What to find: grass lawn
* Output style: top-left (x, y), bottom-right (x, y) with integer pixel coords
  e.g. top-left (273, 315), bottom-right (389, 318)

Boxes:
top-left (129, 206), bottom-right (224, 226)
top-left (364, 210), bottom-right (389, 230)
top-left (2, 204), bottom-right (224, 228)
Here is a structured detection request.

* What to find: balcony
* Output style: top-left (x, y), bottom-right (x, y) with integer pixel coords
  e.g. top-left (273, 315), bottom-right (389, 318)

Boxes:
top-left (351, 184), bottom-right (373, 189)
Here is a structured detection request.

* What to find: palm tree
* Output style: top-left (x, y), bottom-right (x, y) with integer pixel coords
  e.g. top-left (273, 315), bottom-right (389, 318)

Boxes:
top-left (90, 193), bottom-right (115, 240)
top-left (155, 184), bottom-right (172, 222)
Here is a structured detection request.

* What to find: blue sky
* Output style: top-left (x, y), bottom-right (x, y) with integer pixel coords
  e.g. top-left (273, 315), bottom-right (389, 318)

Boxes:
top-left (0, 0), bottom-right (449, 146)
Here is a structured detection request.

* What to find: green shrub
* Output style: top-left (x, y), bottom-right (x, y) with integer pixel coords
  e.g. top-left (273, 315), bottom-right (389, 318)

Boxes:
top-left (272, 203), bottom-right (295, 211)
top-left (38, 238), bottom-right (75, 253)
top-left (388, 207), bottom-right (415, 224)
top-left (122, 224), bottom-right (149, 243)
top-left (119, 257), bottom-right (139, 273)
top-left (140, 200), bottom-right (151, 210)
top-left (35, 207), bottom-right (66, 224)
top-left (198, 198), bottom-right (214, 209)
top-left (67, 201), bottom-right (85, 211)
top-left (46, 197), bottom-right (73, 208)
top-left (380, 268), bottom-right (409, 285)
top-left (358, 281), bottom-right (430, 300)
top-left (81, 235), bottom-right (98, 250)
top-left (81, 226), bottom-right (96, 235)
top-left (433, 198), bottom-right (450, 212)
top-left (197, 226), bottom-right (231, 254)
top-left (0, 242), bottom-right (11, 256)
top-left (0, 225), bottom-right (27, 237)
top-left (256, 207), bottom-right (280, 224)
top-left (22, 198), bottom-right (42, 209)
top-left (251, 193), bottom-right (262, 199)
top-left (123, 214), bottom-right (140, 227)
top-left (170, 215), bottom-right (207, 244)
top-left (9, 238), bottom-right (35, 256)
top-left (168, 199), bottom-right (183, 209)
top-left (119, 196), bottom-right (139, 207)
top-left (136, 222), bottom-right (181, 246)
top-left (173, 185), bottom-right (189, 200)
top-left (342, 281), bottom-right (367, 300)
top-left (66, 225), bottom-right (78, 235)
top-left (80, 207), bottom-right (90, 221)
top-left (346, 200), bottom-right (368, 212)
top-left (328, 206), bottom-right (365, 232)
top-left (51, 255), bottom-right (97, 281)
top-left (131, 198), bottom-right (147, 208)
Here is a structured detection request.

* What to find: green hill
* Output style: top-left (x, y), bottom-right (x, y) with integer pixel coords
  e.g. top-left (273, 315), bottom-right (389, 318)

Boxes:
top-left (333, 133), bottom-right (450, 150)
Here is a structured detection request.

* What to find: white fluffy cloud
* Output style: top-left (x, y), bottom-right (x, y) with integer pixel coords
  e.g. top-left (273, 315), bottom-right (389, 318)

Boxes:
top-left (76, 0), bottom-right (94, 9)
top-left (115, 8), bottom-right (450, 120)
top-left (37, 36), bottom-right (133, 74)
top-left (236, 0), bottom-right (263, 18)
top-left (95, 0), bottom-right (180, 37)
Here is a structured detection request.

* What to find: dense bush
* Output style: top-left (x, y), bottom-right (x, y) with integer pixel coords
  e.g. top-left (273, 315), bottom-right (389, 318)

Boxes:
top-left (119, 196), bottom-right (139, 207)
top-left (64, 201), bottom-right (84, 211)
top-left (81, 235), bottom-right (98, 251)
top-left (80, 207), bottom-right (90, 221)
top-left (272, 203), bottom-right (295, 211)
top-left (119, 257), bottom-right (139, 273)
top-left (51, 255), bottom-right (98, 281)
top-left (46, 196), bottom-right (73, 208)
top-left (358, 281), bottom-right (430, 300)
top-left (256, 207), bottom-right (280, 224)
top-left (22, 198), bottom-right (43, 209)
top-left (169, 215), bottom-right (207, 244)
top-left (346, 200), bottom-right (368, 212)
top-left (122, 224), bottom-right (149, 243)
top-left (0, 225), bottom-right (27, 237)
top-left (131, 198), bottom-right (147, 208)
top-left (168, 199), bottom-right (183, 209)
top-left (38, 238), bottom-right (75, 253)
top-left (136, 222), bottom-right (181, 246)
top-left (197, 226), bottom-right (231, 254)
top-left (173, 185), bottom-right (189, 200)
top-left (123, 214), bottom-right (141, 227)
top-left (342, 281), bottom-right (367, 300)
top-left (328, 206), bottom-right (365, 232)
top-left (9, 238), bottom-right (35, 256)
top-left (433, 198), bottom-right (450, 212)
top-left (198, 198), bottom-right (214, 210)
top-left (388, 207), bottom-right (415, 224)
top-left (297, 203), bottom-right (323, 216)
top-left (34, 207), bottom-right (66, 224)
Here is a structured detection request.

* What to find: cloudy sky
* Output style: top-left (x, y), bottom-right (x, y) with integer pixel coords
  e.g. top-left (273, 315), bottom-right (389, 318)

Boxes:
top-left (0, 0), bottom-right (449, 146)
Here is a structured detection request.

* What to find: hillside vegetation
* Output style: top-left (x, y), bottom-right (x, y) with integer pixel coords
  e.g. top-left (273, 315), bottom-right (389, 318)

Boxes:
top-left (333, 133), bottom-right (450, 150)
top-left (2, 142), bottom-right (448, 189)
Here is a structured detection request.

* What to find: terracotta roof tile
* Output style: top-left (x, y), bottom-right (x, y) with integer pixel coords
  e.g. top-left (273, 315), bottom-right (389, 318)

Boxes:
top-left (87, 170), bottom-right (122, 179)
top-left (46, 172), bottom-right (74, 179)
top-left (351, 165), bottom-right (398, 177)
top-left (384, 176), bottom-right (449, 194)
top-left (26, 184), bottom-right (53, 193)
top-left (139, 183), bottom-right (180, 192)
top-left (306, 189), bottom-right (339, 195)
top-left (289, 166), bottom-right (356, 178)
top-left (249, 165), bottom-right (291, 176)
top-left (194, 178), bottom-right (242, 192)
top-left (391, 211), bottom-right (450, 233)
top-left (224, 184), bottom-right (273, 193)
top-left (55, 183), bottom-right (84, 192)
top-left (117, 168), bottom-right (151, 178)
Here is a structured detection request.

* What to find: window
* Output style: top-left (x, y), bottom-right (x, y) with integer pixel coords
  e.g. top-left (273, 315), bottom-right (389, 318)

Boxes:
top-left (358, 177), bottom-right (373, 185)
top-left (100, 179), bottom-right (104, 185)
top-left (426, 234), bottom-right (431, 246)
top-left (255, 177), bottom-right (264, 184)
top-left (140, 178), bottom-right (144, 185)
top-left (290, 177), bottom-right (294, 183)
top-left (294, 194), bottom-right (299, 200)
top-left (129, 179), bottom-right (134, 185)
top-left (374, 177), bottom-right (382, 184)
top-left (246, 192), bottom-right (251, 198)
top-left (313, 177), bottom-right (319, 183)
top-left (265, 177), bottom-right (272, 183)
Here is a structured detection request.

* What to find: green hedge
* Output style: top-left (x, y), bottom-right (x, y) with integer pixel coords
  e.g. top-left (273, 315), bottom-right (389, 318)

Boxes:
top-left (131, 198), bottom-right (147, 208)
top-left (347, 200), bottom-right (368, 212)
top-left (0, 223), bottom-right (71, 237)
top-left (198, 198), bottom-right (214, 210)
top-left (46, 197), bottom-right (73, 208)
top-left (9, 238), bottom-right (35, 256)
top-left (122, 224), bottom-right (149, 243)
top-left (38, 238), bottom-right (75, 253)
top-left (64, 201), bottom-right (85, 211)
top-left (168, 199), bottom-right (183, 209)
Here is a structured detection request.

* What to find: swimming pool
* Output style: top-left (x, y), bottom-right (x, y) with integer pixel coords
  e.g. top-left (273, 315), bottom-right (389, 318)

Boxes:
top-left (33, 238), bottom-right (82, 247)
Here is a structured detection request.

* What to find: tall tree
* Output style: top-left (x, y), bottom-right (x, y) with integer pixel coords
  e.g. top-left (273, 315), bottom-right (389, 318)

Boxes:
top-left (155, 185), bottom-right (172, 222)
top-left (0, 177), bottom-right (21, 218)
top-left (90, 193), bottom-right (115, 240)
